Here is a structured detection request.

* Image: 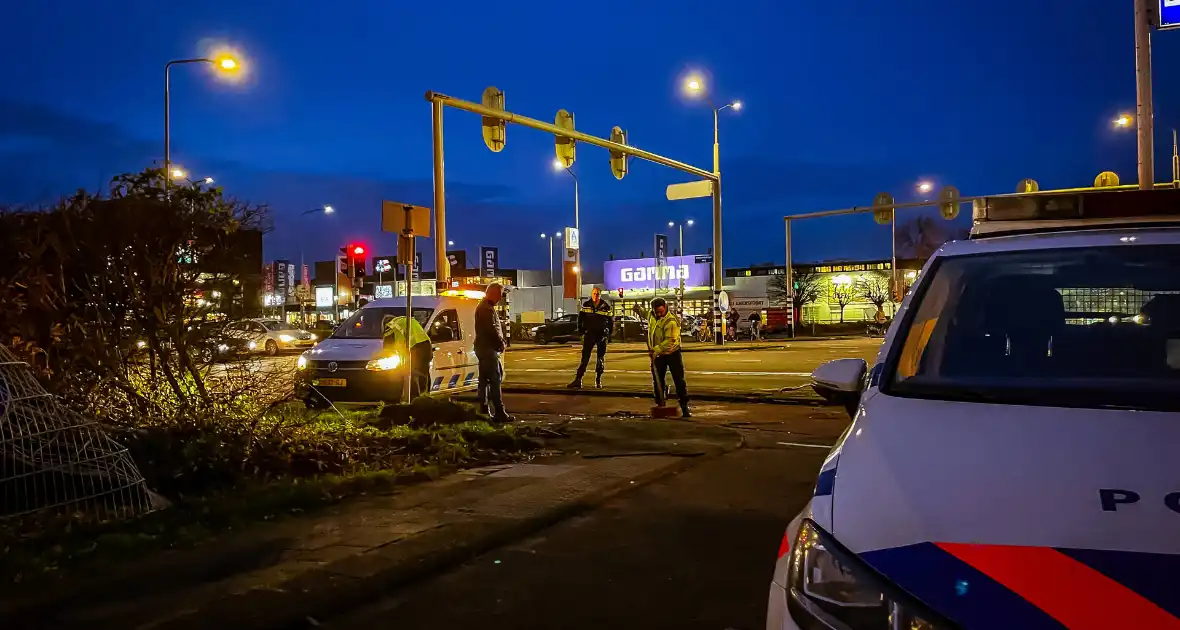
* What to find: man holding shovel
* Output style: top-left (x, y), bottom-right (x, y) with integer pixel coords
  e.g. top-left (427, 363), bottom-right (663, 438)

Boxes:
top-left (646, 298), bottom-right (690, 418)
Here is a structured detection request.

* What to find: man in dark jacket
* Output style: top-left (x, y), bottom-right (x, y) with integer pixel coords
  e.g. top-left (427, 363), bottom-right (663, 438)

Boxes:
top-left (475, 283), bottom-right (512, 422)
top-left (568, 286), bottom-right (613, 389)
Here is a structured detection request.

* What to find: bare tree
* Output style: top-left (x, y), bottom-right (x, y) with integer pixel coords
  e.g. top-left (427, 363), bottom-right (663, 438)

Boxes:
top-left (858, 271), bottom-right (891, 314)
top-left (767, 268), bottom-right (823, 317)
top-left (830, 283), bottom-right (856, 323)
top-left (896, 216), bottom-right (969, 261)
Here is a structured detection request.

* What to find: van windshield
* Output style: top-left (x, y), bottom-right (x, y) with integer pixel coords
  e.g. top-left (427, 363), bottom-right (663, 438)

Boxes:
top-left (332, 307), bottom-right (434, 339)
top-left (886, 244), bottom-right (1180, 411)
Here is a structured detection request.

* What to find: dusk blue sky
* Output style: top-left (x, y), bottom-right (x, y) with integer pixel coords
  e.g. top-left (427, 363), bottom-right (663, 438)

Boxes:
top-left (2, 0), bottom-right (1178, 274)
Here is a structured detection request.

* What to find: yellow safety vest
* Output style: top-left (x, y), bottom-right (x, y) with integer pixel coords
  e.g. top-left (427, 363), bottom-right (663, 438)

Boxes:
top-left (384, 316), bottom-right (430, 347)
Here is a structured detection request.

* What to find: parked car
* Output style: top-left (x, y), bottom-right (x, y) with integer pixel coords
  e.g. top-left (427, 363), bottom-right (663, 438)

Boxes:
top-left (529, 314), bottom-right (580, 345)
top-left (189, 322), bottom-right (253, 363)
top-left (224, 319), bottom-right (317, 356)
top-left (612, 315), bottom-right (646, 342)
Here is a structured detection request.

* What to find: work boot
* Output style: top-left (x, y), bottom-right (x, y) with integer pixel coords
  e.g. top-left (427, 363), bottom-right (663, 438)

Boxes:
top-left (567, 379), bottom-right (582, 389)
top-left (491, 414), bottom-right (516, 424)
top-left (595, 373), bottom-right (603, 389)
top-left (680, 404), bottom-right (692, 418)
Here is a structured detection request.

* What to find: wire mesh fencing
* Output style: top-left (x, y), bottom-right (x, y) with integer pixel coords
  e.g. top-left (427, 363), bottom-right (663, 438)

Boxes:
top-left (0, 344), bottom-right (159, 525)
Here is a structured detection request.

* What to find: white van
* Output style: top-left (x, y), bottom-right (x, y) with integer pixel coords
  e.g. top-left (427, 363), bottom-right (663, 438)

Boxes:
top-left (294, 295), bottom-right (481, 407)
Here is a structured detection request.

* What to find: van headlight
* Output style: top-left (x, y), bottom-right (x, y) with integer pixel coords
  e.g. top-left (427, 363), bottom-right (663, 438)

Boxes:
top-left (248, 341), bottom-right (257, 350)
top-left (278, 334), bottom-right (294, 343)
top-left (365, 354), bottom-right (402, 371)
top-left (296, 354), bottom-right (308, 370)
top-left (787, 520), bottom-right (948, 629)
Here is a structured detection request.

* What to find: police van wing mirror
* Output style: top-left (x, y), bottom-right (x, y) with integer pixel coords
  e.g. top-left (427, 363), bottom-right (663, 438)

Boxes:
top-left (812, 359), bottom-right (868, 418)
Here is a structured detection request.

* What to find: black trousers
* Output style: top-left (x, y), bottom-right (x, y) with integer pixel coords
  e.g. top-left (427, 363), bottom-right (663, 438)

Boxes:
top-left (575, 335), bottom-right (608, 380)
top-left (653, 350), bottom-right (689, 407)
top-left (410, 341), bottom-right (432, 398)
top-left (476, 350), bottom-right (505, 418)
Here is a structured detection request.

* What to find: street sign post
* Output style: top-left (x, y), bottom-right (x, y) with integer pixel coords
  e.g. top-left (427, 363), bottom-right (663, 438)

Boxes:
top-left (389, 203), bottom-right (428, 404)
top-left (666, 180), bottom-right (714, 201)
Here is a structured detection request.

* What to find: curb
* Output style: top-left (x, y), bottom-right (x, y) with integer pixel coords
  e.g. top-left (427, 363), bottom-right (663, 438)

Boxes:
top-left (165, 433), bottom-right (744, 629)
top-left (506, 336), bottom-right (871, 354)
top-left (495, 386), bottom-right (826, 406)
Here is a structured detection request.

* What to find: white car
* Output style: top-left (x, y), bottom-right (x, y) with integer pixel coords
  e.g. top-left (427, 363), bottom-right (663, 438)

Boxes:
top-left (768, 189), bottom-right (1180, 630)
top-left (295, 294), bottom-right (480, 406)
top-left (224, 319), bottom-right (317, 356)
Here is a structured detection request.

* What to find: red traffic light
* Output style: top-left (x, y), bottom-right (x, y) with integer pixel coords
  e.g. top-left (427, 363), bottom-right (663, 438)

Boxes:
top-left (351, 245), bottom-right (365, 257)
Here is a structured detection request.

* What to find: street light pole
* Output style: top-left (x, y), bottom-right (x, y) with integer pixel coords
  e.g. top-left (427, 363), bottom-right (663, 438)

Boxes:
top-left (1134, 0), bottom-right (1155, 190)
top-left (565, 166), bottom-right (581, 302)
top-left (542, 233), bottom-right (557, 319)
top-left (164, 56), bottom-right (239, 191)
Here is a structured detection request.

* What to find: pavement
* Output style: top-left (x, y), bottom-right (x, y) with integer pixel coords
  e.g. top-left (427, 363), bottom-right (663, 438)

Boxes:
top-left (3, 395), bottom-right (848, 630)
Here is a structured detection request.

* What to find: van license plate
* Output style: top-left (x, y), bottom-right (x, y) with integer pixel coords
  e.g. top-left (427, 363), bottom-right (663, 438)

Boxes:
top-left (313, 378), bottom-right (347, 387)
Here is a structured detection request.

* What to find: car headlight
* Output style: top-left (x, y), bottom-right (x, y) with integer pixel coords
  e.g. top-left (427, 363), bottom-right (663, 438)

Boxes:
top-left (248, 341), bottom-right (257, 350)
top-left (788, 520), bottom-right (948, 629)
top-left (365, 354), bottom-right (402, 371)
top-left (309, 333), bottom-right (317, 341)
top-left (278, 334), bottom-right (294, 343)
top-left (296, 354), bottom-right (308, 370)
top-left (218, 344), bottom-right (229, 352)
top-left (136, 340), bottom-right (147, 349)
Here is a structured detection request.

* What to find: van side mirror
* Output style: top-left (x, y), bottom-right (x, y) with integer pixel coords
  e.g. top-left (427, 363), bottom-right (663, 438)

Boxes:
top-left (812, 359), bottom-right (868, 418)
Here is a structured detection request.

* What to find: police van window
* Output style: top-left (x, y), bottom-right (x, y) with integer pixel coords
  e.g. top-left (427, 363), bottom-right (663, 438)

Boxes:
top-left (429, 309), bottom-right (462, 342)
top-left (886, 244), bottom-right (1180, 411)
top-left (333, 307), bottom-right (434, 339)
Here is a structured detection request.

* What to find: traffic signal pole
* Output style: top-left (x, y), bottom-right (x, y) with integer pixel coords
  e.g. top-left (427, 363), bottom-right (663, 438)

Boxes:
top-left (431, 99), bottom-right (449, 285)
top-left (424, 90), bottom-right (727, 344)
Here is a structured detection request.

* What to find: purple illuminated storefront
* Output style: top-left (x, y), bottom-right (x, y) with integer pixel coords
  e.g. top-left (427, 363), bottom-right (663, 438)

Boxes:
top-left (602, 255), bottom-right (712, 291)
top-left (601, 255), bottom-right (714, 316)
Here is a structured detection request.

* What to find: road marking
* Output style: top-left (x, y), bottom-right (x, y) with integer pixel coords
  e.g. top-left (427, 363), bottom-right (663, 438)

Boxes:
top-left (514, 368), bottom-right (811, 377)
top-left (777, 441), bottom-right (833, 449)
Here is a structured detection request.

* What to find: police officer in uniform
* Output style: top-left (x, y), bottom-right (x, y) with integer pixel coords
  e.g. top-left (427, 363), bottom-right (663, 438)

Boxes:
top-left (568, 286), bottom-right (613, 389)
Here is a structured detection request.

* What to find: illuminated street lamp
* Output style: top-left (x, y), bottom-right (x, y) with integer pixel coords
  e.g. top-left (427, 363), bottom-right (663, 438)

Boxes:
top-left (1115, 114), bottom-right (1134, 128)
top-left (917, 181), bottom-right (933, 195)
top-left (683, 72), bottom-right (739, 343)
top-left (164, 51), bottom-right (242, 190)
top-left (552, 159), bottom-right (581, 301)
top-left (683, 74), bottom-right (742, 174)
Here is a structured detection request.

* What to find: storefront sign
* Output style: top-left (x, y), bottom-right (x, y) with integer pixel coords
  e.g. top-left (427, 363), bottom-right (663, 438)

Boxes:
top-left (315, 286), bottom-right (334, 308)
top-left (481, 246), bottom-right (498, 278)
top-left (604, 255), bottom-right (711, 291)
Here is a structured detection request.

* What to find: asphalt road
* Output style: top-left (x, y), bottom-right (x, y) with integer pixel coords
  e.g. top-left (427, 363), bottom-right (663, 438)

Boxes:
top-left (227, 337), bottom-right (881, 398)
top-left (323, 404), bottom-right (842, 630)
top-left (503, 338), bottom-right (881, 394)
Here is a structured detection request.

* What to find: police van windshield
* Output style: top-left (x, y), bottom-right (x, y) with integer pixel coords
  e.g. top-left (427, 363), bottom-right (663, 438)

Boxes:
top-left (332, 307), bottom-right (434, 339)
top-left (887, 244), bottom-right (1180, 411)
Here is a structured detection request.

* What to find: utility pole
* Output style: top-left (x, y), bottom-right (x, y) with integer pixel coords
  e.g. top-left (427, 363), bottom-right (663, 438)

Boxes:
top-left (1135, 0), bottom-right (1155, 189)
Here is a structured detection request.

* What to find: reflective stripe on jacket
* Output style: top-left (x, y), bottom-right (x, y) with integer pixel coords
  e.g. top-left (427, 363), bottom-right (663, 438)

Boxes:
top-left (578, 298), bottom-right (614, 338)
top-left (646, 313), bottom-right (681, 356)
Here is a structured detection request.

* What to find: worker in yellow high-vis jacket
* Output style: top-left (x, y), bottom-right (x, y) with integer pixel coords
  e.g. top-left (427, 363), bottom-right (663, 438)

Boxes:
top-left (384, 315), bottom-right (432, 398)
top-left (646, 297), bottom-right (690, 418)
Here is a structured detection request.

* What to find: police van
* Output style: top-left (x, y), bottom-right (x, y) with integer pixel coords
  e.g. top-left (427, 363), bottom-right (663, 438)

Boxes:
top-left (295, 292), bottom-right (484, 407)
top-left (768, 189), bottom-right (1180, 629)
